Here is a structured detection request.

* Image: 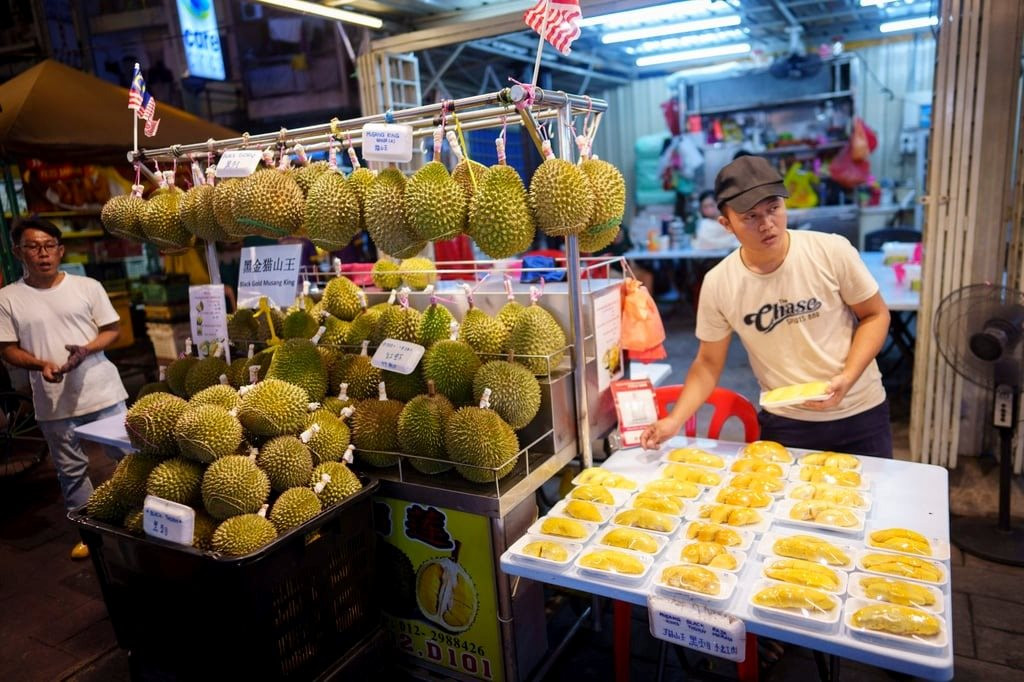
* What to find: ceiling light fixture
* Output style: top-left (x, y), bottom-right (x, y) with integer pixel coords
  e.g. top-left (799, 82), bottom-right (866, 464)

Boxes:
top-left (636, 42), bottom-right (751, 67)
top-left (601, 15), bottom-right (742, 44)
top-left (879, 16), bottom-right (938, 33)
top-left (255, 0), bottom-right (383, 29)
top-left (580, 1), bottom-right (717, 29)
top-left (668, 60), bottom-right (748, 81)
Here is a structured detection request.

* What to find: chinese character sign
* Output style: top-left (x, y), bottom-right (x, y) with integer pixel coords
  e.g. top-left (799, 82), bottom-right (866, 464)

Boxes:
top-left (237, 244), bottom-right (303, 309)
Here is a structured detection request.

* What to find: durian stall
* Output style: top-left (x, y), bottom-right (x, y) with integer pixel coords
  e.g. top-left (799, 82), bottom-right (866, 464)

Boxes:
top-left (74, 85), bottom-right (629, 680)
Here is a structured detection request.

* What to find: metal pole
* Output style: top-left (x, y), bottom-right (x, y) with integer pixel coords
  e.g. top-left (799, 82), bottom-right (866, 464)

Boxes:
top-left (557, 100), bottom-right (593, 468)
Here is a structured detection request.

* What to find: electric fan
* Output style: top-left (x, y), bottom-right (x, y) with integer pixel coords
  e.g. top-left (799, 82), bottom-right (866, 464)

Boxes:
top-left (934, 284), bottom-right (1024, 565)
top-left (769, 26), bottom-right (823, 81)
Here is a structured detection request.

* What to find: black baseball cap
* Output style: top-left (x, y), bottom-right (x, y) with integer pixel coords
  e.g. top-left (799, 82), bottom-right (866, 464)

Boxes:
top-left (714, 156), bottom-right (789, 213)
top-left (11, 215), bottom-right (63, 244)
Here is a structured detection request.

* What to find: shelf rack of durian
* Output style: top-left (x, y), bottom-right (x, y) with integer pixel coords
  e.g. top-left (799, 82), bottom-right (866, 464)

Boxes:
top-left (134, 86), bottom-right (611, 516)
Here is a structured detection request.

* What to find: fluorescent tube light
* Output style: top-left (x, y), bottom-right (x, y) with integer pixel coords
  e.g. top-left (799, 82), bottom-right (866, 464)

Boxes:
top-left (255, 0), bottom-right (383, 29)
top-left (602, 15), bottom-right (742, 44)
top-left (669, 60), bottom-right (747, 80)
top-left (580, 1), bottom-right (716, 29)
top-left (860, 0), bottom-right (899, 6)
top-left (879, 16), bottom-right (937, 33)
top-left (627, 29), bottom-right (748, 56)
top-left (636, 42), bottom-right (751, 67)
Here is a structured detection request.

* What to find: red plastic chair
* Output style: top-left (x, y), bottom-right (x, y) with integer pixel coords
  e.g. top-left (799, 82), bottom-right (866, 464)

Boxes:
top-left (612, 385), bottom-right (760, 682)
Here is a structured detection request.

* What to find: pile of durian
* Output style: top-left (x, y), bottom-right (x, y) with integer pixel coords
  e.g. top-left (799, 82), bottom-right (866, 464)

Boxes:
top-left (101, 128), bottom-right (626, 259)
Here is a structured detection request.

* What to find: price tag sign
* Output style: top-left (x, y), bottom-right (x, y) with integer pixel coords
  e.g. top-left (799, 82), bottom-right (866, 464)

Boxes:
top-left (371, 339), bottom-right (425, 374)
top-left (236, 244), bottom-right (303, 309)
top-left (648, 594), bottom-right (746, 662)
top-left (610, 378), bottom-right (658, 447)
top-left (215, 150), bottom-right (264, 178)
top-left (143, 495), bottom-right (196, 546)
top-left (361, 123), bottom-right (413, 162)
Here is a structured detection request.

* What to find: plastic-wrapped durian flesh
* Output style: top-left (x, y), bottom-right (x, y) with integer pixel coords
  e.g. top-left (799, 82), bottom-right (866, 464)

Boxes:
top-left (861, 553), bottom-right (943, 583)
top-left (772, 534), bottom-right (851, 567)
top-left (579, 549), bottom-right (645, 575)
top-left (859, 576), bottom-right (937, 608)
top-left (685, 522), bottom-right (742, 547)
top-left (851, 603), bottom-right (941, 637)
top-left (660, 565), bottom-right (720, 595)
top-left (764, 558), bottom-right (841, 591)
top-left (867, 528), bottom-right (932, 556)
top-left (680, 541), bottom-right (737, 570)
top-left (752, 584), bottom-right (837, 613)
top-left (666, 447), bottom-right (724, 469)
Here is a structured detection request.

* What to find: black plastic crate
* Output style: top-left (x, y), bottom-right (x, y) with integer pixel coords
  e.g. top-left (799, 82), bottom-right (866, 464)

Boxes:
top-left (69, 478), bottom-right (379, 681)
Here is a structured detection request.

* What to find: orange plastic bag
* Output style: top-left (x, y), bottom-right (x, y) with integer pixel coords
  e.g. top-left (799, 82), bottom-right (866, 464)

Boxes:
top-left (850, 117), bottom-right (878, 162)
top-left (621, 277), bottom-right (666, 359)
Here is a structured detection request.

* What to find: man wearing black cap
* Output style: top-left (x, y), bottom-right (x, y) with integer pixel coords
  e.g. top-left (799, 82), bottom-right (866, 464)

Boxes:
top-left (0, 217), bottom-right (128, 559)
top-left (641, 156), bottom-right (892, 457)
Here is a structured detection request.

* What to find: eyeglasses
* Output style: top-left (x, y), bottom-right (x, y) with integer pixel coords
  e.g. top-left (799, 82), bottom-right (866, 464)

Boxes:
top-left (18, 242), bottom-right (61, 254)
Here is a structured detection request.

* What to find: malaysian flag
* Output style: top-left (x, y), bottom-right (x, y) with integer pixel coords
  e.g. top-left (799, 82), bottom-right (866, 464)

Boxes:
top-left (524, 0), bottom-right (582, 55)
top-left (141, 92), bottom-right (160, 137)
top-left (128, 63), bottom-right (145, 110)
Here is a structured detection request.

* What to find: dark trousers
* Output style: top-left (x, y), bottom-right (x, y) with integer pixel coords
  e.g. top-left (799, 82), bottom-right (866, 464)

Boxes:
top-left (757, 400), bottom-right (893, 459)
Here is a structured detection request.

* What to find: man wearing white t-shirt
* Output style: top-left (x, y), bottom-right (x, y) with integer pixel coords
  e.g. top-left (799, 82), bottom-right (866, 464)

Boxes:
top-left (641, 156), bottom-right (892, 457)
top-left (0, 218), bottom-right (129, 559)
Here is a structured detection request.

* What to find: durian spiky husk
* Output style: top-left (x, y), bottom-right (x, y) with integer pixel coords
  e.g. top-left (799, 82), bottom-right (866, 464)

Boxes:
top-left (181, 183), bottom-right (228, 242)
top-left (468, 165), bottom-right (535, 258)
top-left (509, 303), bottom-right (567, 375)
top-left (234, 169), bottom-right (305, 238)
top-left (404, 161), bottom-right (467, 241)
top-left (371, 260), bottom-right (402, 290)
top-left (293, 160), bottom-right (331, 197)
top-left (529, 158), bottom-right (594, 237)
top-left (577, 225), bottom-right (621, 253)
top-left (445, 406), bottom-right (520, 482)
top-left (101, 194), bottom-right (145, 240)
top-left (365, 168), bottom-right (427, 259)
top-left (213, 178), bottom-right (246, 238)
top-left (452, 159), bottom-right (488, 201)
top-left (141, 188), bottom-right (195, 250)
top-left (347, 166), bottom-right (375, 232)
top-left (579, 158), bottom-right (626, 233)
top-left (305, 170), bottom-right (361, 251)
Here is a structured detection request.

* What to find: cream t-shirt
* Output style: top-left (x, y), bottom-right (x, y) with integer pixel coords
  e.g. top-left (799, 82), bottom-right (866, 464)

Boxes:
top-left (696, 230), bottom-right (886, 421)
top-left (0, 273), bottom-right (128, 421)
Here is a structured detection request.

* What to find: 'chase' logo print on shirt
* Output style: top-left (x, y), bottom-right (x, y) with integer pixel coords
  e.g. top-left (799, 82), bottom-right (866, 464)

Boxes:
top-left (743, 297), bottom-right (822, 333)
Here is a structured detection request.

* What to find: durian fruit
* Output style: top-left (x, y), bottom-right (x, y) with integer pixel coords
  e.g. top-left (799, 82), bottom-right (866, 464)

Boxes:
top-left (383, 367), bottom-right (426, 403)
top-left (574, 468), bottom-right (637, 489)
top-left (201, 454), bottom-right (271, 520)
top-left (322, 384), bottom-right (355, 416)
top-left (666, 447), bottom-right (725, 469)
top-left (741, 440), bottom-right (793, 463)
top-left (459, 305), bottom-right (508, 356)
top-left (282, 306), bottom-right (319, 339)
top-left (681, 541), bottom-right (738, 570)
top-left (211, 513), bottom-right (277, 556)
top-left (305, 169), bottom-right (361, 250)
top-left (728, 473), bottom-right (785, 494)
top-left (416, 551), bottom-right (479, 633)
top-left (365, 168), bottom-right (426, 259)
top-left (304, 409), bottom-right (350, 466)
top-left (166, 356), bottom-right (200, 397)
top-left (189, 384), bottom-right (240, 411)
top-left (213, 177), bottom-right (245, 238)
top-left (851, 604), bottom-right (941, 637)
top-left (577, 225), bottom-right (620, 253)
top-left (521, 541), bottom-right (569, 561)
top-left (379, 303), bottom-right (421, 344)
top-left (180, 183), bottom-right (227, 242)
top-left (423, 338), bottom-right (481, 406)
top-left (698, 504), bottom-right (762, 526)
top-left (468, 164), bottom-right (534, 258)
top-left (399, 257), bottom-right (437, 291)
top-left (348, 303), bottom-right (388, 346)
top-left (174, 404), bottom-right (243, 463)
top-left (632, 491), bottom-right (684, 516)
top-left (579, 158), bottom-right (626, 234)
top-left (398, 385), bottom-right (455, 474)
top-left (644, 477), bottom-right (702, 498)
top-left (569, 484), bottom-right (614, 505)
top-left (319, 315), bottom-right (351, 351)
top-left (730, 458), bottom-right (784, 478)
top-left (351, 383), bottom-right (404, 467)
top-left (509, 302), bottom-right (566, 375)
top-left (141, 186), bottom-right (194, 249)
top-left (239, 349), bottom-right (273, 387)
top-left (266, 337), bottom-right (328, 403)
top-left (184, 356), bottom-right (229, 398)
top-left (321, 276), bottom-right (363, 322)
top-left (86, 480), bottom-right (126, 522)
top-left (764, 558), bottom-right (841, 591)
top-left (859, 577), bottom-right (937, 608)
top-left (236, 378), bottom-right (310, 437)
top-left (445, 405), bottom-right (519, 482)
top-left (135, 368), bottom-right (171, 402)
top-left (146, 456), bottom-right (204, 506)
top-left (529, 158), bottom-right (594, 237)
top-left (342, 342), bottom-right (382, 400)
top-left (123, 507), bottom-right (145, 534)
top-left (613, 509), bottom-right (675, 533)
top-left (347, 166), bottom-right (376, 231)
top-left (125, 392), bottom-right (188, 458)
top-left (601, 527), bottom-right (658, 553)
top-left (540, 517), bottom-right (588, 539)
top-left (661, 565), bottom-right (721, 594)
top-left (404, 161), bottom-right (467, 241)
top-left (311, 460), bottom-right (363, 506)
top-left (256, 435), bottom-right (314, 493)
top-left (685, 522), bottom-right (742, 546)
top-left (868, 528), bottom-right (932, 556)
top-left (579, 549), bottom-right (646, 575)
top-left (192, 511), bottom-right (218, 550)
top-left (861, 553), bottom-right (943, 583)
top-left (752, 584), bottom-right (837, 612)
top-left (228, 309), bottom-right (260, 347)
top-left (110, 453), bottom-right (161, 507)
top-left (452, 159), bottom-right (488, 200)
top-left (293, 160), bottom-right (331, 197)
top-left (233, 168), bottom-right (305, 238)
top-left (377, 541), bottom-right (418, 616)
top-left (269, 487), bottom-right (322, 533)
top-left (372, 259), bottom-right (402, 290)
top-left (496, 298), bottom-right (525, 337)
top-left (256, 307), bottom-right (285, 343)
top-left (564, 499), bottom-right (604, 522)
top-left (772, 534), bottom-right (850, 567)
top-left (715, 486), bottom-right (773, 508)
top-left (418, 299), bottom-right (455, 348)
top-left (101, 193), bottom-right (145, 240)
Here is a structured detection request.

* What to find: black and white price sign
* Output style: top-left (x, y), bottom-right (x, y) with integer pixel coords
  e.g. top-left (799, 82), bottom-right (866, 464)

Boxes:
top-left (647, 594), bottom-right (746, 662)
top-left (143, 495), bottom-right (196, 546)
top-left (371, 339), bottom-right (425, 375)
top-left (215, 150), bottom-right (263, 178)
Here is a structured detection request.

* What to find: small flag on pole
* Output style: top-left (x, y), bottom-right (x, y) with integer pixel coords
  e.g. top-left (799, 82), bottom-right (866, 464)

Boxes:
top-left (128, 64), bottom-right (145, 110)
top-left (128, 64), bottom-right (161, 137)
top-left (524, 0), bottom-right (582, 55)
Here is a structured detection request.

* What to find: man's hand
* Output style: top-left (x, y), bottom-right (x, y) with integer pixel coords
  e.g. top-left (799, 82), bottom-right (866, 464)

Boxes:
top-left (60, 344), bottom-right (90, 373)
top-left (802, 372), bottom-right (853, 410)
top-left (640, 416), bottom-right (682, 451)
top-left (41, 362), bottom-right (64, 383)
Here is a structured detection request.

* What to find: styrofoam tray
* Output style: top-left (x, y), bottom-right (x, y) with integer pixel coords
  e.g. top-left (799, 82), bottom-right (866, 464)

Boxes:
top-left (796, 452), bottom-right (863, 472)
top-left (706, 484), bottom-right (779, 511)
top-left (574, 547), bottom-right (655, 583)
top-left (568, 485), bottom-right (632, 507)
top-left (680, 521), bottom-right (757, 551)
top-left (847, 572), bottom-right (945, 614)
top-left (756, 530), bottom-right (859, 570)
top-left (748, 578), bottom-right (843, 627)
top-left (654, 564), bottom-right (738, 603)
top-left (843, 597), bottom-right (949, 651)
top-left (626, 492), bottom-right (688, 517)
top-left (723, 473), bottom-right (788, 497)
top-left (597, 527), bottom-right (670, 556)
top-left (507, 534), bottom-right (583, 568)
top-left (610, 509), bottom-right (682, 536)
top-left (854, 549), bottom-right (948, 586)
top-left (571, 467), bottom-right (639, 490)
top-left (685, 503), bottom-right (773, 535)
top-left (774, 499), bottom-right (866, 536)
top-left (789, 465), bottom-right (871, 491)
top-left (761, 556), bottom-right (849, 595)
top-left (666, 540), bottom-right (748, 574)
top-left (729, 458), bottom-right (792, 479)
top-left (660, 447), bottom-right (730, 470)
top-left (863, 527), bottom-right (951, 562)
top-left (528, 515), bottom-right (600, 543)
top-left (759, 382), bottom-right (832, 409)
top-left (550, 498), bottom-right (616, 524)
top-left (654, 462), bottom-right (724, 489)
top-left (783, 481), bottom-right (873, 512)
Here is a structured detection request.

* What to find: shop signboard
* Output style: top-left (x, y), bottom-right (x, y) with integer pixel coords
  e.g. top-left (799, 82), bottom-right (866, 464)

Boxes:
top-left (175, 0), bottom-right (226, 81)
top-left (188, 284), bottom-right (229, 360)
top-left (236, 244), bottom-right (303, 309)
top-left (375, 496), bottom-right (503, 681)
